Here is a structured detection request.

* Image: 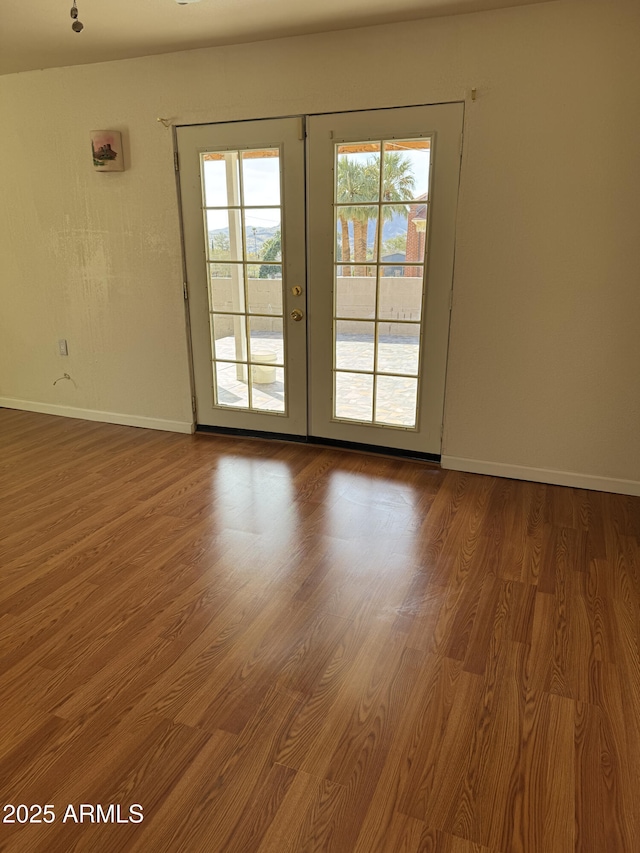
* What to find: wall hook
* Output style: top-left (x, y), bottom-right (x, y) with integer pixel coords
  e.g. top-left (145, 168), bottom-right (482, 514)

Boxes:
top-left (53, 373), bottom-right (77, 387)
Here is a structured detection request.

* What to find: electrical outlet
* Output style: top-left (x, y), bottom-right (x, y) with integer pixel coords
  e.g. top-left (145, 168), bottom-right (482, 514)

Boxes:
top-left (58, 339), bottom-right (68, 356)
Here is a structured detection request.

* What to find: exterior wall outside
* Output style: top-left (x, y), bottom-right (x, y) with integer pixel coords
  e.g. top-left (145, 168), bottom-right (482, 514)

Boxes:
top-left (211, 276), bottom-right (423, 337)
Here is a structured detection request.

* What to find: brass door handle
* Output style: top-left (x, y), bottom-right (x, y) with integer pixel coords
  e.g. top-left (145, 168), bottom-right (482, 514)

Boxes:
top-left (290, 309), bottom-right (304, 321)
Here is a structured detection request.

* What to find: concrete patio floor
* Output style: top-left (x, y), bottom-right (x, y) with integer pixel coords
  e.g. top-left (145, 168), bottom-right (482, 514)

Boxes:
top-left (213, 332), bottom-right (420, 426)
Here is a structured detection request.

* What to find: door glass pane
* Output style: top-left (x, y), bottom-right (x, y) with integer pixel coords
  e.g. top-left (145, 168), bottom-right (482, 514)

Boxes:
top-left (241, 150), bottom-right (281, 206)
top-left (248, 317), bottom-right (284, 366)
top-left (380, 205), bottom-right (409, 260)
top-left (336, 207), bottom-right (377, 265)
top-left (209, 263), bottom-right (245, 313)
top-left (406, 203), bottom-right (428, 267)
top-left (206, 210), bottom-right (243, 261)
top-left (379, 203), bottom-right (428, 266)
top-left (383, 140), bottom-right (430, 201)
top-left (335, 266), bottom-right (376, 318)
top-left (335, 372), bottom-right (373, 422)
top-left (211, 314), bottom-right (247, 362)
top-left (203, 153), bottom-right (240, 207)
top-left (215, 361), bottom-right (249, 409)
top-left (331, 137), bottom-right (431, 429)
top-left (247, 272), bottom-right (282, 315)
top-left (335, 321), bottom-right (374, 371)
top-left (377, 323), bottom-right (420, 375)
top-left (378, 271), bottom-right (423, 322)
top-left (244, 209), bottom-right (281, 261)
top-left (251, 367), bottom-right (285, 413)
top-left (375, 375), bottom-right (418, 427)
top-left (336, 143), bottom-right (381, 203)
top-left (201, 148), bottom-right (287, 416)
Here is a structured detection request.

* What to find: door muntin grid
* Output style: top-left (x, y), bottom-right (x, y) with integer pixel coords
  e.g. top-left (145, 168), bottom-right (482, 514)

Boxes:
top-left (200, 148), bottom-right (287, 415)
top-left (332, 137), bottom-right (432, 429)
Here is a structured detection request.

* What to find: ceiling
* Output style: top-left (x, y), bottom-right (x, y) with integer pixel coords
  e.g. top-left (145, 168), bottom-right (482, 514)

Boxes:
top-left (0, 0), bottom-right (556, 76)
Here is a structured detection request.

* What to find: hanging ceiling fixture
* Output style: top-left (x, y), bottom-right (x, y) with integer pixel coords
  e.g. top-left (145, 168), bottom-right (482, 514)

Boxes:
top-left (70, 0), bottom-right (84, 33)
top-left (67, 0), bottom-right (199, 34)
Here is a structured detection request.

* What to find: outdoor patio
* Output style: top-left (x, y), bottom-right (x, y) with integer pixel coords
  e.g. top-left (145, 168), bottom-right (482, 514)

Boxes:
top-left (213, 332), bottom-right (420, 426)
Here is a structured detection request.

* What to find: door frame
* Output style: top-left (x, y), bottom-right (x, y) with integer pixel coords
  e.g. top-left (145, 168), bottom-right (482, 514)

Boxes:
top-left (175, 101), bottom-right (465, 459)
top-left (175, 116), bottom-right (308, 436)
top-left (306, 102), bottom-right (464, 456)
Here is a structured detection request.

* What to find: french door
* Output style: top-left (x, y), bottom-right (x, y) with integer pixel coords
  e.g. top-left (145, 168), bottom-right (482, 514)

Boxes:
top-left (177, 104), bottom-right (463, 454)
top-left (178, 117), bottom-right (308, 435)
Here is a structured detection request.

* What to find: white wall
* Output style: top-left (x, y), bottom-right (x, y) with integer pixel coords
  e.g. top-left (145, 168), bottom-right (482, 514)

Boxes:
top-left (0, 0), bottom-right (638, 491)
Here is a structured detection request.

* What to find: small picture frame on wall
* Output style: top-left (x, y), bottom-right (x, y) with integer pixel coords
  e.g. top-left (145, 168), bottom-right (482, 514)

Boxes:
top-left (90, 130), bottom-right (124, 171)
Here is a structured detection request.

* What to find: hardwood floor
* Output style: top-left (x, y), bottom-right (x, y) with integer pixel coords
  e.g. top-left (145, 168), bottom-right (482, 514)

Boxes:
top-left (0, 408), bottom-right (639, 852)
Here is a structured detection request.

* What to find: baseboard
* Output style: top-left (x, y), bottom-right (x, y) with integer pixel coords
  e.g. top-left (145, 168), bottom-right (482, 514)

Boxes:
top-left (0, 398), bottom-right (194, 435)
top-left (441, 455), bottom-right (640, 497)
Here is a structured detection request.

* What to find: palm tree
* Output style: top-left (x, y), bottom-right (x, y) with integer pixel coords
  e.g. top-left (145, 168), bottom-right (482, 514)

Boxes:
top-left (336, 157), bottom-right (375, 274)
top-left (374, 152), bottom-right (416, 261)
top-left (336, 151), bottom-right (415, 275)
top-left (337, 213), bottom-right (351, 270)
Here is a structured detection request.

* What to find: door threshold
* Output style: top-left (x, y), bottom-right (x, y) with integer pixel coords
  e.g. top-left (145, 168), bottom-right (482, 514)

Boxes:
top-left (195, 424), bottom-right (440, 464)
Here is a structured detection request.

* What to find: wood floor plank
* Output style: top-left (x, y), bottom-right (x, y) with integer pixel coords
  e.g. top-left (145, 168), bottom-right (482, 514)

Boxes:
top-left (416, 829), bottom-right (503, 853)
top-left (574, 699), bottom-right (604, 853)
top-left (254, 770), bottom-right (346, 853)
top-left (351, 653), bottom-right (444, 853)
top-left (308, 641), bottom-right (426, 851)
top-left (468, 641), bottom-right (527, 852)
top-left (521, 482), bottom-right (546, 586)
top-left (399, 657), bottom-right (477, 822)
top-left (132, 686), bottom-right (300, 853)
top-left (354, 811), bottom-right (425, 853)
top-left (176, 601), bottom-right (350, 734)
top-left (597, 662), bottom-right (639, 850)
top-left (271, 611), bottom-right (376, 772)
top-left (1, 409), bottom-right (639, 852)
top-left (481, 477), bottom-right (531, 582)
top-left (219, 761), bottom-right (298, 853)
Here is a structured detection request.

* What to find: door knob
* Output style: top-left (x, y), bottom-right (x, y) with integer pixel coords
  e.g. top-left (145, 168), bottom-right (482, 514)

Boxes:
top-left (290, 309), bottom-right (304, 321)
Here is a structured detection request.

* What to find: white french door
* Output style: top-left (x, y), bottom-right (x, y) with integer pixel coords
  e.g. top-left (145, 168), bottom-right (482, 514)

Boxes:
top-left (177, 117), bottom-right (308, 435)
top-left (177, 104), bottom-right (463, 455)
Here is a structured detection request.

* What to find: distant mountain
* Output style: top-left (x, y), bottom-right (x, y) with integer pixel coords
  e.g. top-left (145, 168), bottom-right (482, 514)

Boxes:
top-left (209, 210), bottom-right (407, 255)
top-left (368, 210), bottom-right (408, 242)
top-left (338, 211), bottom-right (408, 245)
top-left (209, 225), bottom-right (278, 256)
